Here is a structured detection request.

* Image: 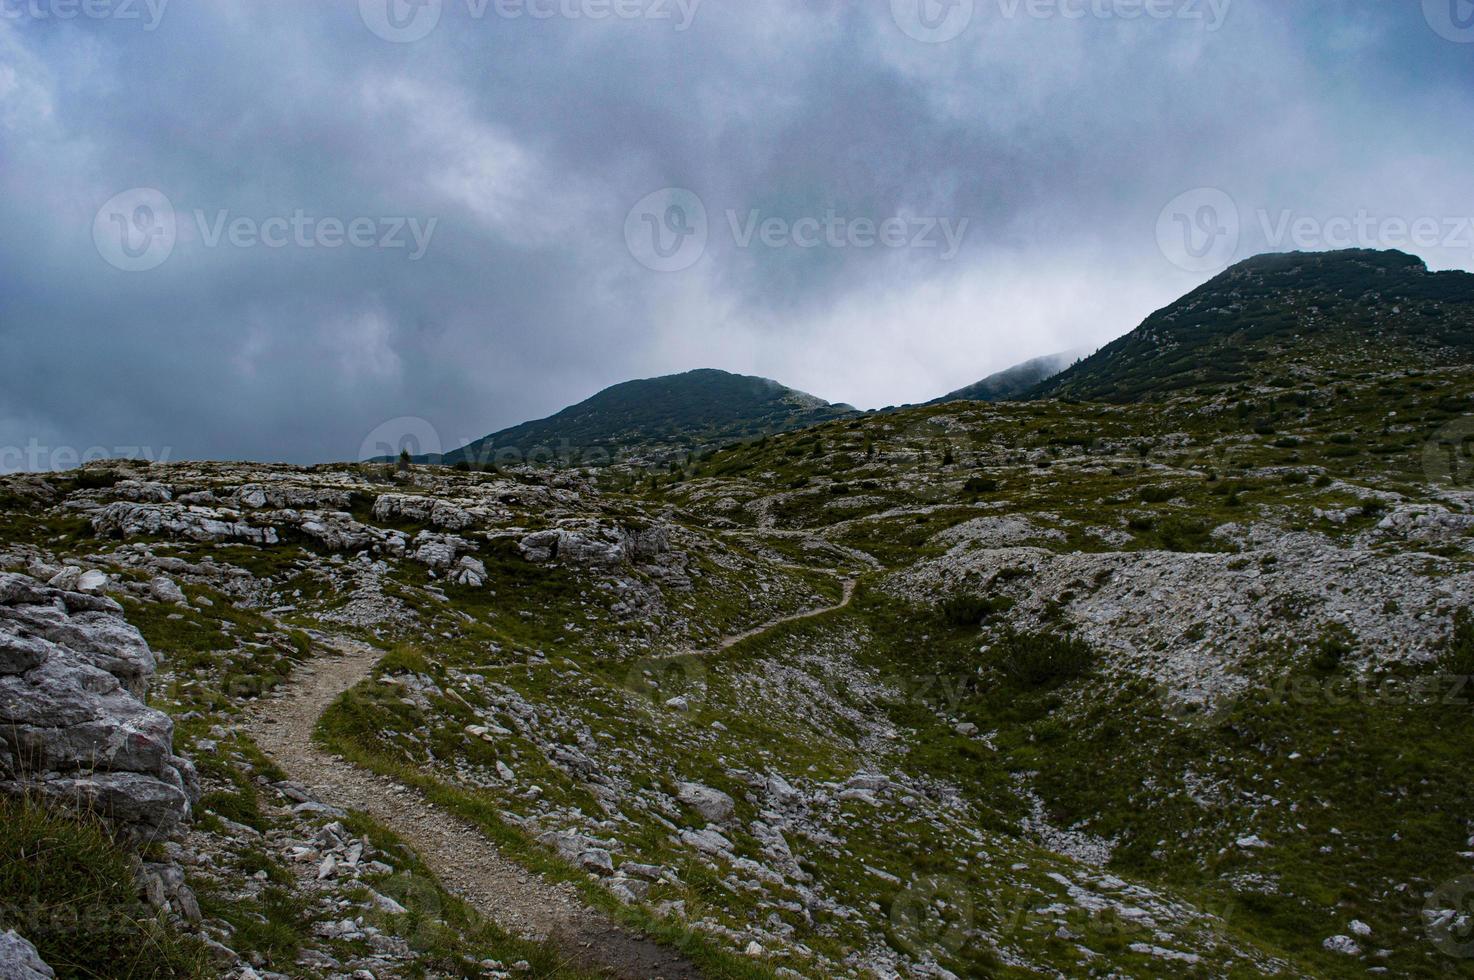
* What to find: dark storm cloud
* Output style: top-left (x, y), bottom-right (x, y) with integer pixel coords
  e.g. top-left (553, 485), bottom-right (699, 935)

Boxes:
top-left (2, 0), bottom-right (1472, 469)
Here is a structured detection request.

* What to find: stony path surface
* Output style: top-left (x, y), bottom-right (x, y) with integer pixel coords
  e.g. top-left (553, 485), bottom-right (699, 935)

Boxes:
top-left (652, 576), bottom-right (858, 662)
top-left (712, 577), bottom-right (857, 653)
top-left (246, 636), bottom-right (705, 980)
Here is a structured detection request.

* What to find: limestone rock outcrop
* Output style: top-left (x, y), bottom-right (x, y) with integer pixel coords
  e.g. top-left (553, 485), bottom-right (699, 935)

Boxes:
top-left (0, 573), bottom-right (197, 840)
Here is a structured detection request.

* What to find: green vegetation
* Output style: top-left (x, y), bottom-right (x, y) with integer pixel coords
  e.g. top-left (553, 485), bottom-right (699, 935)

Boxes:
top-left (6, 249), bottom-right (1474, 976)
top-left (1040, 250), bottom-right (1474, 403)
top-left (317, 691), bottom-right (783, 980)
top-left (991, 628), bottom-right (1096, 688)
top-left (444, 368), bottom-right (856, 467)
top-left (0, 797), bottom-right (211, 978)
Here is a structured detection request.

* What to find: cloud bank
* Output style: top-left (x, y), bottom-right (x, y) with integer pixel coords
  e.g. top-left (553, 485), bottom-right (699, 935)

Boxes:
top-left (2, 0), bottom-right (1472, 467)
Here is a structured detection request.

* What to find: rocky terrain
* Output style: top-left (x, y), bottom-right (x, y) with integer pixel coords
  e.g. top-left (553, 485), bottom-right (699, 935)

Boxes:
top-left (3, 251), bottom-right (1474, 978)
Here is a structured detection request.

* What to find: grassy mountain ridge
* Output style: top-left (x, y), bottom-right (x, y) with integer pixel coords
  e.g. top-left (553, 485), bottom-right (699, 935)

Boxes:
top-left (437, 250), bottom-right (1474, 473)
top-left (1036, 249), bottom-right (1474, 403)
top-left (442, 369), bottom-right (857, 467)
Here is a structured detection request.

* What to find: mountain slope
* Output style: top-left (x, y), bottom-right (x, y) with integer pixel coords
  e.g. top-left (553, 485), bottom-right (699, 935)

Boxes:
top-left (443, 368), bottom-right (857, 466)
top-left (931, 349), bottom-right (1086, 404)
top-left (1036, 249), bottom-right (1474, 403)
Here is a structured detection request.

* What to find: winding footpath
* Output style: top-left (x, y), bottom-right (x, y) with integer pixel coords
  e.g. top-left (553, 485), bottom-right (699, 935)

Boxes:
top-left (245, 577), bottom-right (857, 978)
top-left (706, 577), bottom-right (857, 655)
top-left (246, 636), bottom-right (704, 980)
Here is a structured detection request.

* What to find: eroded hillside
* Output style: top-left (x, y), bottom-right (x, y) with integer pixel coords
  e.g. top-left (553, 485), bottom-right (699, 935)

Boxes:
top-left (3, 358), bottom-right (1474, 978)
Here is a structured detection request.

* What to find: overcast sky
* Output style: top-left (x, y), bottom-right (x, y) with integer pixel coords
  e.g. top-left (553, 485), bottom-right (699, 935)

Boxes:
top-left (3, 0), bottom-right (1473, 468)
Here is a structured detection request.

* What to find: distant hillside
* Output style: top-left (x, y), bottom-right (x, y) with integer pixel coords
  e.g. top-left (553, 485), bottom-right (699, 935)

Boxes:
top-left (443, 369), bottom-right (857, 467)
top-left (931, 349), bottom-right (1086, 404)
top-left (1036, 249), bottom-right (1474, 403)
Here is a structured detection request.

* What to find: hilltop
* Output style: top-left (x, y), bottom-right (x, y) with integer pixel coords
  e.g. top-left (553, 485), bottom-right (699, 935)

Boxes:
top-left (1038, 249), bottom-right (1474, 402)
top-left (441, 369), bottom-right (857, 468)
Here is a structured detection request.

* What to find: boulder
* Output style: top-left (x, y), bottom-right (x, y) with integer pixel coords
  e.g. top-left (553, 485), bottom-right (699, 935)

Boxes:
top-left (75, 570), bottom-right (109, 594)
top-left (149, 576), bottom-right (186, 605)
top-left (0, 573), bottom-right (194, 840)
top-left (0, 592), bottom-right (154, 696)
top-left (112, 480), bottom-right (173, 503)
top-left (91, 502), bottom-right (279, 547)
top-left (372, 493), bottom-right (483, 531)
top-left (676, 782), bottom-right (736, 824)
top-left (449, 556), bottom-right (487, 588)
top-left (233, 484), bottom-right (352, 510)
top-left (0, 930), bottom-right (53, 980)
top-left (412, 532), bottom-right (472, 572)
top-left (293, 513), bottom-right (384, 553)
top-left (579, 848), bottom-right (615, 875)
top-left (515, 518), bottom-right (679, 567)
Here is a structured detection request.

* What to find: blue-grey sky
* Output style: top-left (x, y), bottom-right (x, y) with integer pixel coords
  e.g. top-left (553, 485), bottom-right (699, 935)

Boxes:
top-left (3, 0), bottom-right (1473, 468)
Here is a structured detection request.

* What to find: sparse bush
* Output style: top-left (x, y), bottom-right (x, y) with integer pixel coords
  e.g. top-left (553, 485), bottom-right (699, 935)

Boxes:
top-left (1157, 516), bottom-right (1214, 552)
top-left (1443, 609), bottom-right (1474, 676)
top-left (1311, 627), bottom-right (1355, 672)
top-left (992, 629), bottom-right (1096, 688)
top-left (1139, 486), bottom-right (1175, 504)
top-left (963, 477), bottom-right (998, 494)
top-left (939, 594), bottom-right (1015, 627)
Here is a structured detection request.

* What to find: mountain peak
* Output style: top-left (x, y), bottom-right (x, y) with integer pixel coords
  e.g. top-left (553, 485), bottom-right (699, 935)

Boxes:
top-left (1036, 248), bottom-right (1474, 402)
top-left (444, 369), bottom-right (855, 467)
top-left (1220, 247), bottom-right (1428, 279)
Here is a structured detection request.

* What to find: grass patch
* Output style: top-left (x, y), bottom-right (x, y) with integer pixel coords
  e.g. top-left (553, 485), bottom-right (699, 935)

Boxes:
top-left (316, 685), bottom-right (781, 980)
top-left (0, 797), bottom-right (211, 978)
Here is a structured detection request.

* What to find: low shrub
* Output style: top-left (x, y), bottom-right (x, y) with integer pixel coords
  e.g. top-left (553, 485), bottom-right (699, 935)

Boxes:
top-left (0, 797), bottom-right (210, 977)
top-left (992, 629), bottom-right (1096, 688)
top-left (1443, 609), bottom-right (1474, 676)
top-left (938, 595), bottom-right (1015, 628)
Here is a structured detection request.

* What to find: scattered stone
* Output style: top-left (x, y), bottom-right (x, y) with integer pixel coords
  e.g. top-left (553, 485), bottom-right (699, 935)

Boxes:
top-left (676, 782), bottom-right (736, 824)
top-left (0, 929), bottom-right (55, 979)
